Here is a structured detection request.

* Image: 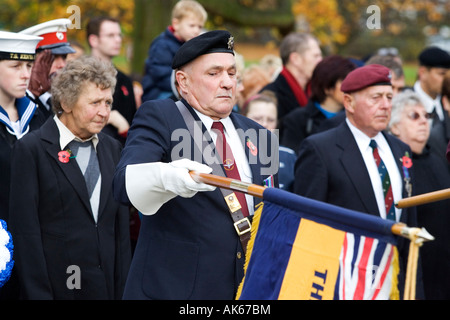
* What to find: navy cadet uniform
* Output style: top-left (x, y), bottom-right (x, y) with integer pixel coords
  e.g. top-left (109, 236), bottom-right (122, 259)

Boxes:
top-left (0, 30), bottom-right (45, 300)
top-left (0, 31), bottom-right (45, 223)
top-left (20, 18), bottom-right (76, 119)
top-left (113, 30), bottom-right (279, 300)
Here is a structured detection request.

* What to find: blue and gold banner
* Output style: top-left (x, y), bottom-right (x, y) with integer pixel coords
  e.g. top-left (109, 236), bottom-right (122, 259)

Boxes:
top-left (236, 188), bottom-right (399, 300)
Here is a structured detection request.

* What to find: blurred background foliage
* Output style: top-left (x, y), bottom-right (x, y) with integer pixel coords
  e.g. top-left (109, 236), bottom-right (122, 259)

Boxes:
top-left (1, 0), bottom-right (449, 85)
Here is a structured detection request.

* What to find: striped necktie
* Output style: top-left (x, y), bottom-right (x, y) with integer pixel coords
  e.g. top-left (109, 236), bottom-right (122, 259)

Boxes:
top-left (211, 121), bottom-right (249, 217)
top-left (68, 140), bottom-right (101, 219)
top-left (369, 140), bottom-right (395, 220)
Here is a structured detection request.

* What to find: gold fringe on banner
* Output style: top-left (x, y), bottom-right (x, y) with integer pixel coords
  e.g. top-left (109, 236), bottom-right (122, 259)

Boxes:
top-left (235, 202), bottom-right (263, 300)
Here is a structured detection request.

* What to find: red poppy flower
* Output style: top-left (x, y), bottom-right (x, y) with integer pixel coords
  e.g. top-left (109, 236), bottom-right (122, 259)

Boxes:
top-left (402, 156), bottom-right (412, 168)
top-left (247, 139), bottom-right (257, 156)
top-left (58, 151), bottom-right (71, 163)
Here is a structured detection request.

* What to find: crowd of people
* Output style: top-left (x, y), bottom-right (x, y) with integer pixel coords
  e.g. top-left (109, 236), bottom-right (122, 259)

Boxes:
top-left (1, 0), bottom-right (450, 300)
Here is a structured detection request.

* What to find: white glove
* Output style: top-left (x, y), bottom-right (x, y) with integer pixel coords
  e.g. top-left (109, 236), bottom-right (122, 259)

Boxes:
top-left (160, 158), bottom-right (216, 197)
top-left (125, 159), bottom-right (216, 215)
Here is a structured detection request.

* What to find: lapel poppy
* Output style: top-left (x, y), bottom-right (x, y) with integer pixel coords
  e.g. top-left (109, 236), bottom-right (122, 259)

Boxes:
top-left (58, 149), bottom-right (76, 163)
top-left (246, 138), bottom-right (257, 156)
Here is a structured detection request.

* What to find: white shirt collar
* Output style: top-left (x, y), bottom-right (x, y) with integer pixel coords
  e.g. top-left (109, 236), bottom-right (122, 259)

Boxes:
top-left (414, 81), bottom-right (443, 120)
top-left (53, 115), bottom-right (99, 151)
top-left (192, 108), bottom-right (234, 134)
top-left (346, 118), bottom-right (388, 152)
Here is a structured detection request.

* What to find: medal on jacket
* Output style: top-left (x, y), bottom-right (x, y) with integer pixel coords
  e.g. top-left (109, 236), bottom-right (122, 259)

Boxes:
top-left (401, 153), bottom-right (412, 198)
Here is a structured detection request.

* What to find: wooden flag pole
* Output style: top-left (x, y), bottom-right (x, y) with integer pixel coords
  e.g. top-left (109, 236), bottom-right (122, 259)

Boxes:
top-left (395, 188), bottom-right (450, 208)
top-left (189, 170), bottom-right (266, 198)
top-left (189, 171), bottom-right (434, 242)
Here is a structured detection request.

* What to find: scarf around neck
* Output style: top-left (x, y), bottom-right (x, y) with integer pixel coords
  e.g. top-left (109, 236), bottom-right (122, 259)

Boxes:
top-left (280, 67), bottom-right (309, 107)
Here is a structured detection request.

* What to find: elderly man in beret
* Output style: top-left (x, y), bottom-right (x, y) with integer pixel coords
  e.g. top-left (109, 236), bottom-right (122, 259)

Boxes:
top-left (113, 30), bottom-right (279, 300)
top-left (293, 64), bottom-right (423, 299)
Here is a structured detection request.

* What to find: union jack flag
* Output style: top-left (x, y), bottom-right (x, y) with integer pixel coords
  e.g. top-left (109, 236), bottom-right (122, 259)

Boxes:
top-left (335, 233), bottom-right (397, 300)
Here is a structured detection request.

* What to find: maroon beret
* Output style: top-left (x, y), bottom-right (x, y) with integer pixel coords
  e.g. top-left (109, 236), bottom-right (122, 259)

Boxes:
top-left (340, 64), bottom-right (392, 93)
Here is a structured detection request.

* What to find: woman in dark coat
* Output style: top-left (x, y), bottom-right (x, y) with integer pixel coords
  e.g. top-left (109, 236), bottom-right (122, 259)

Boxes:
top-left (9, 56), bottom-right (130, 299)
top-left (388, 90), bottom-right (450, 300)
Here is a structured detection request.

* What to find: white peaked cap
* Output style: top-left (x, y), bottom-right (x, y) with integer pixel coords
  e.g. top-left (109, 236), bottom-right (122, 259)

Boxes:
top-left (20, 18), bottom-right (71, 36)
top-left (0, 30), bottom-right (43, 60)
top-left (19, 18), bottom-right (75, 54)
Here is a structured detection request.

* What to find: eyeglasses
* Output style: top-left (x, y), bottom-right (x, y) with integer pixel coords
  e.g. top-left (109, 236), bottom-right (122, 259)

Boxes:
top-left (407, 111), bottom-right (433, 121)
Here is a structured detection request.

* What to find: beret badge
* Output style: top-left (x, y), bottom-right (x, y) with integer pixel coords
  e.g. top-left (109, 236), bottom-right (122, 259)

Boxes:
top-left (227, 36), bottom-right (234, 50)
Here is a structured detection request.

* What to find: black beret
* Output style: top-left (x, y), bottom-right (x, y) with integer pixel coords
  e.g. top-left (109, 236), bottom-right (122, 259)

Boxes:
top-left (418, 46), bottom-right (450, 68)
top-left (341, 64), bottom-right (392, 93)
top-left (172, 30), bottom-right (235, 69)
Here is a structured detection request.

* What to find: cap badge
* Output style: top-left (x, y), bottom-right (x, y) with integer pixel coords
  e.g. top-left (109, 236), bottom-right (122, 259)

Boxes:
top-left (227, 36), bottom-right (234, 50)
top-left (56, 32), bottom-right (64, 40)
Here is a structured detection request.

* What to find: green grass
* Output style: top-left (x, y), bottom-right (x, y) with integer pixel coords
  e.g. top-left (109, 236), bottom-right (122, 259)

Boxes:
top-left (402, 62), bottom-right (418, 87)
top-left (112, 55), bottom-right (131, 74)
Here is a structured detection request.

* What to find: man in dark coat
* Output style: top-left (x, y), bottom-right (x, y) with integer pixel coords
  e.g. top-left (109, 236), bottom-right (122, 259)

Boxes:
top-left (294, 64), bottom-right (423, 299)
top-left (113, 30), bottom-right (279, 300)
top-left (87, 17), bottom-right (137, 146)
top-left (260, 32), bottom-right (322, 140)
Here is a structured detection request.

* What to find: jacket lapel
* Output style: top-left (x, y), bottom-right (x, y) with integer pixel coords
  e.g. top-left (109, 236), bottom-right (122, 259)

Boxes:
top-left (96, 136), bottom-right (114, 219)
top-left (41, 119), bottom-right (93, 217)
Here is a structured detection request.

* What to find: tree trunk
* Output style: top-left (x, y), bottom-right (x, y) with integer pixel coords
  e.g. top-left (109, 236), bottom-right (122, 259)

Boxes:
top-left (131, 0), bottom-right (177, 76)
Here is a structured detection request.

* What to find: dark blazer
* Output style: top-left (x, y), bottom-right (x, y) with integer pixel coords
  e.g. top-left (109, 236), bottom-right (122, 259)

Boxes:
top-left (428, 108), bottom-right (450, 169)
top-left (113, 99), bottom-right (279, 300)
top-left (0, 102), bottom-right (46, 300)
top-left (0, 104), bottom-right (46, 222)
top-left (281, 99), bottom-right (343, 154)
top-left (260, 72), bottom-right (303, 141)
top-left (293, 121), bottom-right (423, 298)
top-left (413, 146), bottom-right (450, 299)
top-left (260, 73), bottom-right (302, 121)
top-left (9, 118), bottom-right (131, 300)
top-left (25, 91), bottom-right (53, 119)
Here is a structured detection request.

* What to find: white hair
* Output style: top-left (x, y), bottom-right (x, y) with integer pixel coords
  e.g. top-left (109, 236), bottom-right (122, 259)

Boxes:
top-left (388, 89), bottom-right (425, 133)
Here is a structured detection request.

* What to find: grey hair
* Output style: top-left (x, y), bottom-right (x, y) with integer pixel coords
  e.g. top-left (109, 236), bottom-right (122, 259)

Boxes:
top-left (279, 32), bottom-right (319, 65)
top-left (388, 89), bottom-right (424, 132)
top-left (366, 55), bottom-right (404, 78)
top-left (51, 55), bottom-right (117, 115)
